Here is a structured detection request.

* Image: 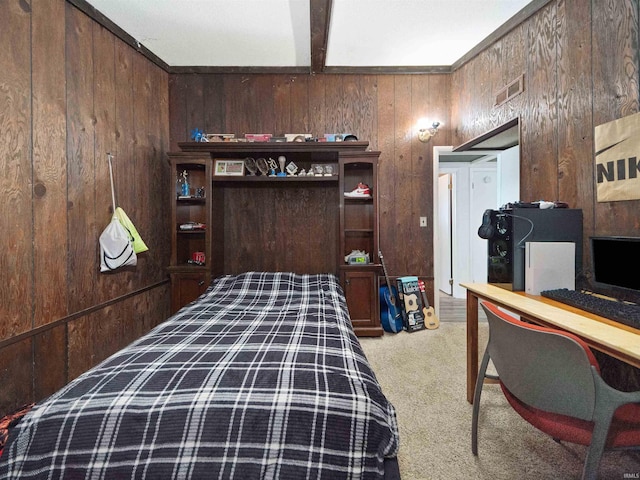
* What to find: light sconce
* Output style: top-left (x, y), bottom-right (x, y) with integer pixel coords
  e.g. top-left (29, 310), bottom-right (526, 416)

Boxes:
top-left (418, 121), bottom-right (441, 143)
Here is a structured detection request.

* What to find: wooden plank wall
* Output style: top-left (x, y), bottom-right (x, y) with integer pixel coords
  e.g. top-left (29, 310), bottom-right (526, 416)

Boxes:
top-left (169, 74), bottom-right (451, 299)
top-left (0, 0), bottom-right (171, 414)
top-left (451, 0), bottom-right (640, 264)
top-left (168, 0), bottom-right (639, 292)
top-left (2, 0), bottom-right (639, 413)
top-left (451, 0), bottom-right (640, 388)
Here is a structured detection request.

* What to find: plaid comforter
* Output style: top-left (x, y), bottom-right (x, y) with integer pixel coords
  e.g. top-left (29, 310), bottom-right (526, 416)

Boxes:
top-left (0, 272), bottom-right (399, 479)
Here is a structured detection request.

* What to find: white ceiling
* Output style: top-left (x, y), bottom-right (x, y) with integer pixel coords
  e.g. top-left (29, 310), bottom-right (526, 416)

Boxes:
top-left (84, 0), bottom-right (535, 69)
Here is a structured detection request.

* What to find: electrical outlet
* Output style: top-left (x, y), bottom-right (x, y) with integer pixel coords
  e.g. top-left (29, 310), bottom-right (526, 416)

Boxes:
top-left (419, 216), bottom-right (427, 227)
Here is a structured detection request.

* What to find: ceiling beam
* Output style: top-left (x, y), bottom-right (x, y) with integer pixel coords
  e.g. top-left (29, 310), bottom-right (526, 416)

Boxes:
top-left (310, 0), bottom-right (332, 73)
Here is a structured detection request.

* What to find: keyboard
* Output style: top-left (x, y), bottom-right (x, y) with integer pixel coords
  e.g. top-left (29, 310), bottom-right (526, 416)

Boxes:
top-left (540, 288), bottom-right (640, 330)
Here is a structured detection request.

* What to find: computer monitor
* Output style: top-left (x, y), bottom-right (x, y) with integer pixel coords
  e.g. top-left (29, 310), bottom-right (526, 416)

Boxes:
top-left (590, 236), bottom-right (640, 301)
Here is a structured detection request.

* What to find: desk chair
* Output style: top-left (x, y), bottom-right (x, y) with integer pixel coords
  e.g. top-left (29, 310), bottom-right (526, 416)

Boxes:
top-left (472, 301), bottom-right (640, 480)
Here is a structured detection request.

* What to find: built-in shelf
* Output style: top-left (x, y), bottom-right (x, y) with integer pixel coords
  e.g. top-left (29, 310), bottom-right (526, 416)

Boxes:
top-left (169, 142), bottom-right (382, 337)
top-left (212, 175), bottom-right (338, 183)
top-left (178, 141), bottom-right (370, 154)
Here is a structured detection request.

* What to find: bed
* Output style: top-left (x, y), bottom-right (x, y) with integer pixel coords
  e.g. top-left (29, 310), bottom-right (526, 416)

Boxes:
top-left (0, 272), bottom-right (400, 479)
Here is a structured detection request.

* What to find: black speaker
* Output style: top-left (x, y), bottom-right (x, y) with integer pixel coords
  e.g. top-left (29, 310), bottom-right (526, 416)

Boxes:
top-left (486, 208), bottom-right (583, 290)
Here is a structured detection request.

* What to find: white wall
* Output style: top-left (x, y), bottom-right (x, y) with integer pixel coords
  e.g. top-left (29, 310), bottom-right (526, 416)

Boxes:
top-left (498, 145), bottom-right (520, 206)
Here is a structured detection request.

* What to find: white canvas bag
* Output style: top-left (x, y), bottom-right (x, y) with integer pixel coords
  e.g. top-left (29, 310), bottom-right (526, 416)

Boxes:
top-left (100, 154), bottom-right (137, 272)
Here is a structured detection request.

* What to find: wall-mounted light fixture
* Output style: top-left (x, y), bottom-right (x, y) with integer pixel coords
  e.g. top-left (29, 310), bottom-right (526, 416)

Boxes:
top-left (418, 121), bottom-right (440, 143)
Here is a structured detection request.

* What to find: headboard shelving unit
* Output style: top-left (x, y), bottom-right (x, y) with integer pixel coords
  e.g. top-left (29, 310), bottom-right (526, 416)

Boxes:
top-left (168, 141), bottom-right (382, 336)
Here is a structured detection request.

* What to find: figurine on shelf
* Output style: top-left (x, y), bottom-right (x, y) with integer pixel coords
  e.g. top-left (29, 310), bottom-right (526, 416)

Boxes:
top-left (190, 128), bottom-right (206, 142)
top-left (267, 158), bottom-right (278, 177)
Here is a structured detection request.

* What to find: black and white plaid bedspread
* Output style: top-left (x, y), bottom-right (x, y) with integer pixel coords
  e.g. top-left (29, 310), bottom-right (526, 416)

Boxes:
top-left (0, 272), bottom-right (399, 479)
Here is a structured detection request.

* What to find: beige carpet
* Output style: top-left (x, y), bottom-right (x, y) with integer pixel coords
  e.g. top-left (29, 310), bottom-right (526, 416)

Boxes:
top-left (359, 323), bottom-right (640, 480)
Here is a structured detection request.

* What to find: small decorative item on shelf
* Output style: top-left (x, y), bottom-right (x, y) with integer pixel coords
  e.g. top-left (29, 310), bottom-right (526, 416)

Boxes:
top-left (324, 133), bottom-right (354, 142)
top-left (244, 133), bottom-right (272, 142)
top-left (277, 156), bottom-right (287, 177)
top-left (312, 164), bottom-right (324, 176)
top-left (179, 222), bottom-right (206, 231)
top-left (214, 159), bottom-right (245, 176)
top-left (205, 133), bottom-right (235, 142)
top-left (267, 158), bottom-right (278, 177)
top-left (188, 251), bottom-right (205, 265)
top-left (344, 182), bottom-right (372, 199)
top-left (244, 157), bottom-right (258, 176)
top-left (256, 158), bottom-right (269, 176)
top-left (284, 133), bottom-right (312, 142)
top-left (195, 187), bottom-right (205, 198)
top-left (176, 173), bottom-right (183, 196)
top-left (323, 164), bottom-right (334, 176)
top-left (285, 161), bottom-right (298, 176)
top-left (178, 170), bottom-right (190, 198)
top-left (190, 128), bottom-right (206, 142)
top-left (344, 250), bottom-right (370, 264)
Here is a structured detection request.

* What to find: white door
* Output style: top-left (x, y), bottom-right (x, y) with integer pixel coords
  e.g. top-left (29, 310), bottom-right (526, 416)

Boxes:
top-left (438, 173), bottom-right (452, 294)
top-left (470, 168), bottom-right (498, 283)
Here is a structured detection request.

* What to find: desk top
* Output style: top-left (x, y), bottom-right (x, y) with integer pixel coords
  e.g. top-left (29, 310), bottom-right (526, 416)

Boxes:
top-left (461, 282), bottom-right (640, 368)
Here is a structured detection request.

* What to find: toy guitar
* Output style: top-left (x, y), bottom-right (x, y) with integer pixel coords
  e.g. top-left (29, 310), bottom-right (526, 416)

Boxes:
top-left (379, 250), bottom-right (403, 333)
top-left (418, 279), bottom-right (440, 329)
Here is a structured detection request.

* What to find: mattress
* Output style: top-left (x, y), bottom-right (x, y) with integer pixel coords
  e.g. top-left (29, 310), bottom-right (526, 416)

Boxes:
top-left (0, 272), bottom-right (399, 479)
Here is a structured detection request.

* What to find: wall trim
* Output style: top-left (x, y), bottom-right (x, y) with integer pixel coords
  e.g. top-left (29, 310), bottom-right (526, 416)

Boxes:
top-left (0, 279), bottom-right (170, 350)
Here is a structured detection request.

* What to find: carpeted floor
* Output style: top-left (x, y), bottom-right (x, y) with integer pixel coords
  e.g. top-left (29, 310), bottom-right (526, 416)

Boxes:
top-left (359, 321), bottom-right (640, 480)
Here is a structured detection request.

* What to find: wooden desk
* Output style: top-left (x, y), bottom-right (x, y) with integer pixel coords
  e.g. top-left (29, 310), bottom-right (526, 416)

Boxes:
top-left (461, 282), bottom-right (640, 404)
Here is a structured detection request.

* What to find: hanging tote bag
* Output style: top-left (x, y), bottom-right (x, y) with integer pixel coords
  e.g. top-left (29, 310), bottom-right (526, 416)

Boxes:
top-left (100, 216), bottom-right (137, 271)
top-left (100, 154), bottom-right (137, 272)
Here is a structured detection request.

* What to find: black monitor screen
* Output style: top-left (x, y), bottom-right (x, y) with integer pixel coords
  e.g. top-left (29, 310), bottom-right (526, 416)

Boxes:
top-left (591, 236), bottom-right (640, 293)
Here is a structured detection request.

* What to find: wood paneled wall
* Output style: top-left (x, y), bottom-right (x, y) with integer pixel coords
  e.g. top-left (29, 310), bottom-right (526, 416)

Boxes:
top-left (169, 74), bottom-right (451, 295)
top-left (451, 0), bottom-right (640, 388)
top-left (169, 0), bottom-right (640, 290)
top-left (0, 0), bottom-right (171, 414)
top-left (451, 0), bottom-right (640, 267)
top-left (2, 0), bottom-right (639, 412)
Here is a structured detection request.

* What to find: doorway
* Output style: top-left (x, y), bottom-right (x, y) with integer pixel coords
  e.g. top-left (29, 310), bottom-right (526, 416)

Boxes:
top-left (431, 118), bottom-right (521, 318)
top-left (436, 155), bottom-right (499, 298)
top-left (432, 146), bottom-right (520, 317)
